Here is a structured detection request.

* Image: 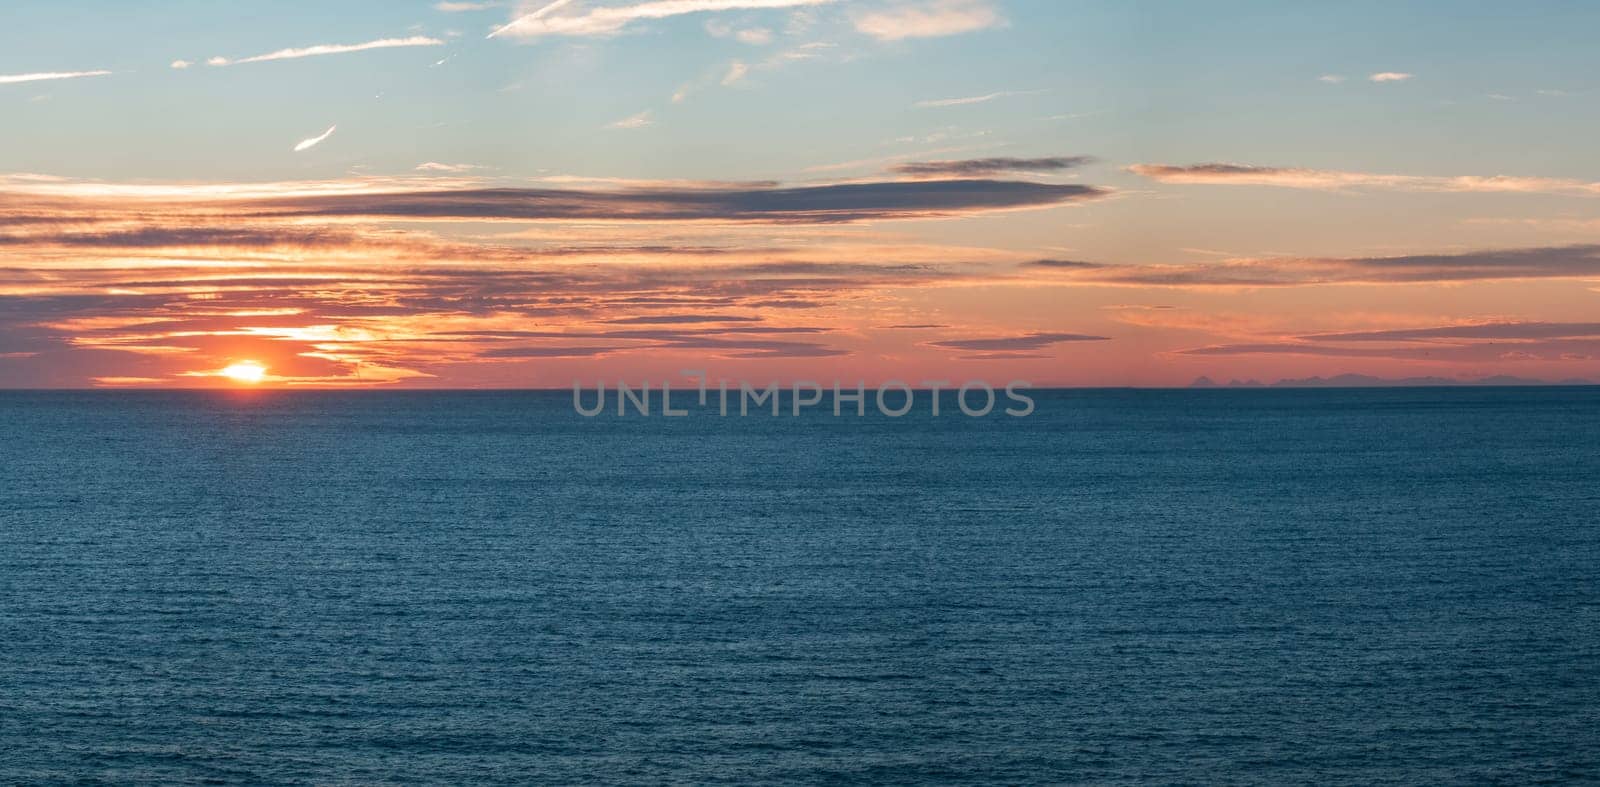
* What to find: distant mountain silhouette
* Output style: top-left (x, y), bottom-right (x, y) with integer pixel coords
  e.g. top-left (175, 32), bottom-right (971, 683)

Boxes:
top-left (1190, 374), bottom-right (1595, 388)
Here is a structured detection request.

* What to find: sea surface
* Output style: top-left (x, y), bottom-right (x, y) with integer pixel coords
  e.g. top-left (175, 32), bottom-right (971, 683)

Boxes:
top-left (2, 388), bottom-right (1598, 784)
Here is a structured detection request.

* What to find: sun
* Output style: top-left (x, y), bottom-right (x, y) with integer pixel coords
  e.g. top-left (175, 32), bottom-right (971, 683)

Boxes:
top-left (220, 361), bottom-right (267, 384)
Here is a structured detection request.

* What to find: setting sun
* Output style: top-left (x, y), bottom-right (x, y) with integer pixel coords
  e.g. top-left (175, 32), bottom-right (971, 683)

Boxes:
top-left (220, 361), bottom-right (267, 384)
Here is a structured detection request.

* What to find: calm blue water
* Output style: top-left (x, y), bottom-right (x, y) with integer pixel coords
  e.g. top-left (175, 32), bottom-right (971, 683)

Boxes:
top-left (2, 388), bottom-right (1598, 784)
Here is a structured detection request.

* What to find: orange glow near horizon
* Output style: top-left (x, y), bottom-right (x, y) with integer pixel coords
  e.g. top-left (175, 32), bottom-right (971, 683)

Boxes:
top-left (4, 174), bottom-right (1600, 389)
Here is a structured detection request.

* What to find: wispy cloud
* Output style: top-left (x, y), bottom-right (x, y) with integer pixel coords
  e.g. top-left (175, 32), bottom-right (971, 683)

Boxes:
top-left (1317, 74), bottom-right (1345, 83)
top-left (1304, 322), bottom-right (1600, 342)
top-left (607, 110), bottom-right (656, 129)
top-left (246, 179), bottom-right (1103, 222)
top-left (435, 0), bottom-right (501, 10)
top-left (1030, 244), bottom-right (1600, 287)
top-left (293, 125), bottom-right (338, 152)
top-left (1129, 163), bottom-right (1600, 196)
top-left (929, 331), bottom-right (1108, 351)
top-left (891, 156), bottom-right (1093, 177)
top-left (914, 88), bottom-right (1041, 108)
top-left (415, 162), bottom-right (485, 173)
top-left (1022, 258), bottom-right (1104, 270)
top-left (1175, 321), bottom-right (1600, 363)
top-left (676, 41), bottom-right (833, 101)
top-left (0, 70), bottom-right (111, 86)
top-left (209, 36), bottom-right (444, 66)
top-left (706, 20), bottom-right (774, 44)
top-left (490, 0), bottom-right (836, 39)
top-left (605, 314), bottom-right (764, 324)
top-left (738, 28), bottom-right (774, 44)
top-left (1, 173), bottom-right (1107, 225)
top-left (854, 0), bottom-right (1005, 41)
top-left (1369, 71), bottom-right (1413, 82)
top-left (0, 169), bottom-right (1105, 386)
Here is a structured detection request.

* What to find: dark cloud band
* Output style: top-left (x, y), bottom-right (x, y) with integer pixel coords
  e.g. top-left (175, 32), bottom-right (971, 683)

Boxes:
top-left (243, 179), bottom-right (1107, 224)
top-left (891, 157), bottom-right (1094, 177)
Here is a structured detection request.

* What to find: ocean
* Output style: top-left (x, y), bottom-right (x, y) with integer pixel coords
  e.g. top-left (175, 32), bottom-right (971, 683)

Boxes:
top-left (2, 388), bottom-right (1598, 784)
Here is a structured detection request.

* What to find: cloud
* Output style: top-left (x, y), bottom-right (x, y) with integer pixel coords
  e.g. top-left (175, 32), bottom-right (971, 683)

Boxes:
top-left (0, 199), bottom-right (1095, 393)
top-left (1175, 322), bottom-right (1600, 363)
top-left (604, 314), bottom-right (763, 324)
top-left (0, 173), bottom-right (1108, 254)
top-left (1174, 343), bottom-right (1426, 359)
top-left (490, 0), bottom-right (837, 39)
top-left (469, 322), bottom-right (852, 359)
top-left (0, 231), bottom-right (1012, 384)
top-left (0, 254), bottom-right (921, 384)
top-left (929, 331), bottom-right (1109, 351)
top-left (0, 224), bottom-right (364, 249)
top-left (415, 162), bottom-right (485, 173)
top-left (634, 335), bottom-right (849, 358)
top-left (854, 0), bottom-right (1004, 41)
top-left (676, 41), bottom-right (832, 101)
top-left (1317, 74), bottom-right (1345, 83)
top-left (435, 1), bottom-right (501, 10)
top-left (891, 156), bottom-right (1092, 177)
top-left (209, 36), bottom-right (443, 66)
top-left (1033, 244), bottom-right (1600, 287)
top-left (478, 345), bottom-right (624, 357)
top-left (953, 351), bottom-right (1056, 361)
top-left (293, 125), bottom-right (338, 153)
top-left (705, 20), bottom-right (773, 44)
top-left (1369, 72), bottom-right (1413, 82)
top-left (1128, 163), bottom-right (1600, 196)
top-left (914, 89), bottom-right (1040, 108)
top-left (607, 110), bottom-right (655, 129)
top-left (1022, 258), bottom-right (1104, 269)
top-left (1302, 322), bottom-right (1600, 342)
top-left (170, 60), bottom-right (193, 70)
top-left (246, 179), bottom-right (1106, 223)
top-left (0, 70), bottom-right (112, 86)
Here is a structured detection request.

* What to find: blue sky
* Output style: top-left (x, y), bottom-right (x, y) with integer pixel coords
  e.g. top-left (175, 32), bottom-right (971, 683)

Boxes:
top-left (8, 1), bottom-right (1594, 184)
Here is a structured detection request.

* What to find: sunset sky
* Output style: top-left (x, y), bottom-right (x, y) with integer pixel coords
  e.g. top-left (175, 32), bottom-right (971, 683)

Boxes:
top-left (4, 0), bottom-right (1600, 387)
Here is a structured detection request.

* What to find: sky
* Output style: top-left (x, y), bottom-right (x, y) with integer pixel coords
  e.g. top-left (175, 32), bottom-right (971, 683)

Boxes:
top-left (4, 0), bottom-right (1600, 388)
